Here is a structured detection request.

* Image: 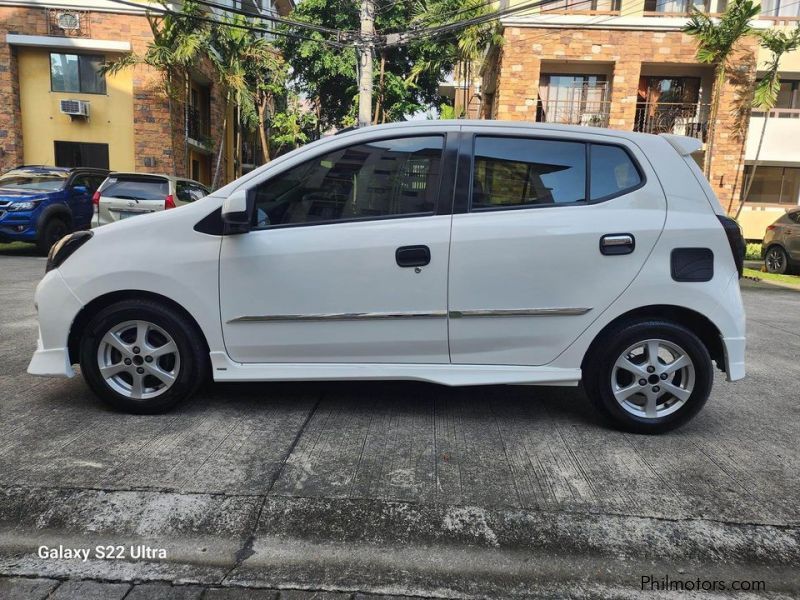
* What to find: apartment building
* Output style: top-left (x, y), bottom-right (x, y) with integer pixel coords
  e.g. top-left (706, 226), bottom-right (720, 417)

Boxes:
top-left (0, 0), bottom-right (292, 187)
top-left (478, 0), bottom-right (800, 239)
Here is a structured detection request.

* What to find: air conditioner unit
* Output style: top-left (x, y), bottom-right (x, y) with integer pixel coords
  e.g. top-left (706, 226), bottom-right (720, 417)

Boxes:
top-left (60, 99), bottom-right (90, 118)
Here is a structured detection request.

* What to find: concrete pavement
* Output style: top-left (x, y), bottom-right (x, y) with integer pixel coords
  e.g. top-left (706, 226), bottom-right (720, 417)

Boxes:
top-left (0, 254), bottom-right (798, 598)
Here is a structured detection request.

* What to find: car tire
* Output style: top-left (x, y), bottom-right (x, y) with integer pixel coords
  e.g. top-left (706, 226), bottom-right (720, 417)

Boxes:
top-left (582, 320), bottom-right (713, 434)
top-left (79, 299), bottom-right (208, 414)
top-left (36, 217), bottom-right (70, 256)
top-left (764, 245), bottom-right (789, 274)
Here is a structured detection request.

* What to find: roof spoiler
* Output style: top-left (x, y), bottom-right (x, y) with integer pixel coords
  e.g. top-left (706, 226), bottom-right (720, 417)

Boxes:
top-left (660, 133), bottom-right (703, 156)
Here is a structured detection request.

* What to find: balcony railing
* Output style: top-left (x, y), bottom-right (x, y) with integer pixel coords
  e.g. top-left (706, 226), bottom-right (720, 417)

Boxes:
top-left (187, 106), bottom-right (210, 141)
top-left (536, 99), bottom-right (611, 128)
top-left (634, 102), bottom-right (710, 140)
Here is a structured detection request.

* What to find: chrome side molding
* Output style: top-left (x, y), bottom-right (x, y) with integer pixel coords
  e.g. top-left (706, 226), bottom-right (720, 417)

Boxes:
top-left (228, 307), bottom-right (591, 324)
top-left (228, 311), bottom-right (447, 323)
top-left (449, 308), bottom-right (592, 318)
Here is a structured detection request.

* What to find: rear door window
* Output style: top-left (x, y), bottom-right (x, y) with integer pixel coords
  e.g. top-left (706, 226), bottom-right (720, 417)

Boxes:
top-left (101, 177), bottom-right (169, 201)
top-left (471, 136), bottom-right (586, 209)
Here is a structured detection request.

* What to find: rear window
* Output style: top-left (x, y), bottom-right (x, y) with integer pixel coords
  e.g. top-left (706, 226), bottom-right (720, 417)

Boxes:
top-left (100, 177), bottom-right (169, 201)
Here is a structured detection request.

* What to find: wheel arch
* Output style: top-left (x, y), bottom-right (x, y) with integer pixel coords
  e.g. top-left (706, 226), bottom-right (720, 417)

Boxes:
top-left (36, 203), bottom-right (73, 232)
top-left (581, 305), bottom-right (725, 374)
top-left (68, 289), bottom-right (211, 365)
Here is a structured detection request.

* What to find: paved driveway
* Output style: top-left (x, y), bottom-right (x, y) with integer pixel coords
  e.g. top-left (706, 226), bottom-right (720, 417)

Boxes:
top-left (0, 254), bottom-right (798, 599)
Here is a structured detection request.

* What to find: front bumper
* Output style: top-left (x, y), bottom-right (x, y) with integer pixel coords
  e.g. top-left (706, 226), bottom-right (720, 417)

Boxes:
top-left (0, 210), bottom-right (37, 241)
top-left (27, 269), bottom-right (82, 378)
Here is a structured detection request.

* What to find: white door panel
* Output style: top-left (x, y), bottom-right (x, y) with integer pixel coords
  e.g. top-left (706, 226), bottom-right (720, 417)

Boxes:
top-left (448, 136), bottom-right (666, 366)
top-left (220, 215), bottom-right (451, 363)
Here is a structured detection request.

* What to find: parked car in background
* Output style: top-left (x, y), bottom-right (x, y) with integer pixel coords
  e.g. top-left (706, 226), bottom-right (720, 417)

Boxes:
top-left (762, 209), bottom-right (800, 274)
top-left (94, 173), bottom-right (209, 227)
top-left (29, 121), bottom-right (746, 434)
top-left (0, 166), bottom-right (107, 254)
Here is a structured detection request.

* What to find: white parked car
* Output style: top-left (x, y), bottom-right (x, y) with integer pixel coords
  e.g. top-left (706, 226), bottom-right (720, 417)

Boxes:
top-left (93, 173), bottom-right (209, 227)
top-left (29, 122), bottom-right (746, 433)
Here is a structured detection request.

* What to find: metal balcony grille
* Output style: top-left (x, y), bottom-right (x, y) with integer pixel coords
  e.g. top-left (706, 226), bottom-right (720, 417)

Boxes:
top-left (633, 102), bottom-right (710, 140)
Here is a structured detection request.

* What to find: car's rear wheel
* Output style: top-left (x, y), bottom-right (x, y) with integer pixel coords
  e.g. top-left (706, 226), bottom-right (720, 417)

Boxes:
top-left (79, 299), bottom-right (208, 413)
top-left (37, 217), bottom-right (69, 256)
top-left (764, 245), bottom-right (789, 274)
top-left (583, 320), bottom-right (713, 434)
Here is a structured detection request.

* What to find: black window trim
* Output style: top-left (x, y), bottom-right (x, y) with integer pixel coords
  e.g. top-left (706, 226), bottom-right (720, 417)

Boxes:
top-left (49, 52), bottom-right (107, 95)
top-left (463, 133), bottom-right (646, 213)
top-left (248, 132), bottom-right (455, 232)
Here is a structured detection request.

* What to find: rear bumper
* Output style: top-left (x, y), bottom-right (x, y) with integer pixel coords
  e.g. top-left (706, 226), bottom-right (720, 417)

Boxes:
top-left (28, 335), bottom-right (74, 377)
top-left (721, 336), bottom-right (746, 381)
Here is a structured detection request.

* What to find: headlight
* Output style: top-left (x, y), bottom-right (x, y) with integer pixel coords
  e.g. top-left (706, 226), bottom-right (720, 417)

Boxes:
top-left (46, 231), bottom-right (93, 273)
top-left (8, 200), bottom-right (40, 211)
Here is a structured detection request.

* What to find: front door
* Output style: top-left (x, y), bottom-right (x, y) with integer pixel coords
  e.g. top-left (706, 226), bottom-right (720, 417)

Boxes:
top-left (219, 132), bottom-right (456, 364)
top-left (448, 129), bottom-right (667, 366)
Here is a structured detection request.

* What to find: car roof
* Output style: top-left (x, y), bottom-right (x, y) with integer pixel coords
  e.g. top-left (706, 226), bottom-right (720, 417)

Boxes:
top-left (9, 166), bottom-right (108, 175)
top-left (107, 172), bottom-right (208, 187)
top-left (332, 119), bottom-right (663, 143)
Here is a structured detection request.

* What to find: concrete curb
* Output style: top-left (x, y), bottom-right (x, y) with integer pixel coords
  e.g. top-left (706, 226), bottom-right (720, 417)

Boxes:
top-left (1, 487), bottom-right (798, 598)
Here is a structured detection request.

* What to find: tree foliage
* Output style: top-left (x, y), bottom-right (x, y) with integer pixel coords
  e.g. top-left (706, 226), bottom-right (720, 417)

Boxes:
top-left (276, 0), bottom-right (496, 129)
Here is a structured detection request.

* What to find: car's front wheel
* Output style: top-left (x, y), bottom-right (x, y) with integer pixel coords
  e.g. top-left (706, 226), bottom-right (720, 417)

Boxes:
top-left (583, 320), bottom-right (713, 434)
top-left (79, 299), bottom-right (208, 413)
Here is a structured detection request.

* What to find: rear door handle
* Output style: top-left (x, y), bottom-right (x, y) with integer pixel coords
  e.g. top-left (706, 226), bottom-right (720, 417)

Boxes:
top-left (396, 245), bottom-right (431, 267)
top-left (600, 234), bottom-right (635, 255)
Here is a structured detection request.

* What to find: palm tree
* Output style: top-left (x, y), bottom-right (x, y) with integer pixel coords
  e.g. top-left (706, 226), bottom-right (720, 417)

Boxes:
top-left (735, 27), bottom-right (800, 218)
top-left (103, 2), bottom-right (210, 176)
top-left (406, 0), bottom-right (504, 119)
top-left (207, 14), bottom-right (275, 188)
top-left (684, 0), bottom-right (760, 178)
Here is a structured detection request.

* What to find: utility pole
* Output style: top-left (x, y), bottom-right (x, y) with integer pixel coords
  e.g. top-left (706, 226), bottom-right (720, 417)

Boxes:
top-left (357, 0), bottom-right (374, 127)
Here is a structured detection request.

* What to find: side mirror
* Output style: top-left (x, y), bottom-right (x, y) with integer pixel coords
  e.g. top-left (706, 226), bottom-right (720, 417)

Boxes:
top-left (221, 189), bottom-right (252, 234)
top-left (72, 185), bottom-right (88, 195)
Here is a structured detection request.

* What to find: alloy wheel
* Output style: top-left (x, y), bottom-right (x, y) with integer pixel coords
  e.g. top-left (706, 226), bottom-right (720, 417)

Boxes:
top-left (96, 320), bottom-right (180, 400)
top-left (765, 247), bottom-right (786, 273)
top-left (610, 338), bottom-right (695, 419)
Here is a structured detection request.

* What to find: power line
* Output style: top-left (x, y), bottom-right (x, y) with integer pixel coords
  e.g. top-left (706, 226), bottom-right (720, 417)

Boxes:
top-left (102, 0), bottom-right (349, 47)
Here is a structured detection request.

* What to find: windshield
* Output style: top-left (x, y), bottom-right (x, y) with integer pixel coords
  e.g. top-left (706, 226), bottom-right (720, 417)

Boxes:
top-left (0, 170), bottom-right (68, 192)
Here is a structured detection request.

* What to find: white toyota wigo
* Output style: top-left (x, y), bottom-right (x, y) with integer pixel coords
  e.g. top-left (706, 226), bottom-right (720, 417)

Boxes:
top-left (28, 121), bottom-right (746, 434)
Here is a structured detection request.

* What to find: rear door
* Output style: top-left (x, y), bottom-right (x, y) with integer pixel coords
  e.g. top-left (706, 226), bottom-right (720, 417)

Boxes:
top-left (447, 128), bottom-right (667, 366)
top-left (99, 175), bottom-right (170, 223)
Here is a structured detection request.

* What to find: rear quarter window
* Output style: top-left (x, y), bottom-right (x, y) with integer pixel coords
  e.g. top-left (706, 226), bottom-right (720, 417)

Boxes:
top-left (101, 177), bottom-right (169, 201)
top-left (589, 144), bottom-right (642, 201)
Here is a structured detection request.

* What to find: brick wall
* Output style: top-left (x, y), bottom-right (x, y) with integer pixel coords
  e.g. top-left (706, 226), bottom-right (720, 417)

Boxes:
top-left (0, 6), bottom-right (229, 184)
top-left (486, 26), bottom-right (758, 211)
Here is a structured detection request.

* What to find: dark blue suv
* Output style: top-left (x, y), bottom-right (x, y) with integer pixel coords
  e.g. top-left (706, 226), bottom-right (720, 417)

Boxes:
top-left (0, 166), bottom-right (108, 255)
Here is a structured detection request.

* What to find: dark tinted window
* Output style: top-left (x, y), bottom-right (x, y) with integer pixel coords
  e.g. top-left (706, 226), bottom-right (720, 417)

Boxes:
top-left (589, 144), bottom-right (642, 200)
top-left (252, 136), bottom-right (443, 228)
top-left (50, 53), bottom-right (106, 94)
top-left (54, 141), bottom-right (109, 169)
top-left (100, 177), bottom-right (169, 201)
top-left (176, 181), bottom-right (193, 203)
top-left (70, 174), bottom-right (104, 193)
top-left (471, 137), bottom-right (586, 209)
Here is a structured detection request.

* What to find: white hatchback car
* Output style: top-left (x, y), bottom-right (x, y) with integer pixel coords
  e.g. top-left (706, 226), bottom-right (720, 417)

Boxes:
top-left (29, 122), bottom-right (746, 433)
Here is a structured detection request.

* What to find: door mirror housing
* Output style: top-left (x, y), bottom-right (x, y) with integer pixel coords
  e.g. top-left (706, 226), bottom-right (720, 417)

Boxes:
top-left (221, 189), bottom-right (253, 234)
top-left (71, 185), bottom-right (88, 195)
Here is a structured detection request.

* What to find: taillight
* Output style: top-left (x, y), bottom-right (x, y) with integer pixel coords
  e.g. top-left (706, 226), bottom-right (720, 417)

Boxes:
top-left (92, 191), bottom-right (100, 206)
top-left (165, 194), bottom-right (176, 209)
top-left (717, 215), bottom-right (745, 278)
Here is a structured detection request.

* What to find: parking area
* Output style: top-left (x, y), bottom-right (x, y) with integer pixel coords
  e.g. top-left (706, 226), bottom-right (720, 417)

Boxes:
top-left (1, 254), bottom-right (799, 599)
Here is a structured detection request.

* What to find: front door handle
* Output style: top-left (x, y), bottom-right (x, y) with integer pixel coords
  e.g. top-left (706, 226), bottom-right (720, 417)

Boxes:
top-left (396, 245), bottom-right (431, 267)
top-left (600, 233), bottom-right (635, 255)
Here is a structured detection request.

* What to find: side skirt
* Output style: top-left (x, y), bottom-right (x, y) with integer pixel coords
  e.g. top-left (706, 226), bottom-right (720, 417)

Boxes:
top-left (208, 352), bottom-right (581, 387)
